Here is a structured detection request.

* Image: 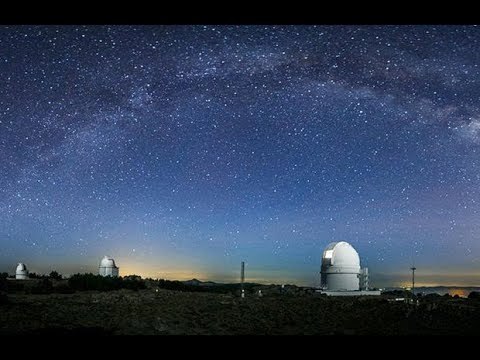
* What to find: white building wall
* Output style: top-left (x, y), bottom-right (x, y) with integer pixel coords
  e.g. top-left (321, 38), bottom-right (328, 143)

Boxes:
top-left (16, 272), bottom-right (28, 280)
top-left (323, 272), bottom-right (359, 291)
top-left (99, 266), bottom-right (119, 277)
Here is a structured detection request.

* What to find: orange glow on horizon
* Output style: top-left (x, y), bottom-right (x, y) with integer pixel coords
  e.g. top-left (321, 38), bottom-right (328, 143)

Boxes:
top-left (448, 288), bottom-right (470, 298)
top-left (116, 262), bottom-right (313, 285)
top-left (395, 276), bottom-right (480, 288)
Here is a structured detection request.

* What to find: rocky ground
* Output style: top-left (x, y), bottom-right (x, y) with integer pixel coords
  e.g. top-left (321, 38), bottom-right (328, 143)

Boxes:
top-left (2, 289), bottom-right (480, 335)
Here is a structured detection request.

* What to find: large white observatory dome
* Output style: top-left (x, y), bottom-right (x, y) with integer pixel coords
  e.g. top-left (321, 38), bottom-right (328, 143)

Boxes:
top-left (98, 256), bottom-right (119, 277)
top-left (320, 242), bottom-right (361, 291)
top-left (16, 263), bottom-right (29, 280)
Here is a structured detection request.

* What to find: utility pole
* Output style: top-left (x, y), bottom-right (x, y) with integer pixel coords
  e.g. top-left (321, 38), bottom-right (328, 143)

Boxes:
top-left (241, 261), bottom-right (245, 298)
top-left (410, 266), bottom-right (416, 297)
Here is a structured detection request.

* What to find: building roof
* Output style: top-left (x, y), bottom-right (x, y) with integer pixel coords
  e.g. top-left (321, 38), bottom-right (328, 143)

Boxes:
top-left (322, 241), bottom-right (360, 268)
top-left (16, 263), bottom-right (28, 272)
top-left (100, 256), bottom-right (118, 268)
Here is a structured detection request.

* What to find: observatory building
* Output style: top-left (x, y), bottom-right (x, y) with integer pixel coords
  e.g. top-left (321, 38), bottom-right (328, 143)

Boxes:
top-left (16, 263), bottom-right (29, 280)
top-left (98, 256), bottom-right (119, 277)
top-left (318, 241), bottom-right (380, 296)
top-left (321, 242), bottom-right (361, 291)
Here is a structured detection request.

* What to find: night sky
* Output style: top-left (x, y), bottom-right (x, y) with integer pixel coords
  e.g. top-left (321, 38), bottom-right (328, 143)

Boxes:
top-left (1, 25), bottom-right (479, 287)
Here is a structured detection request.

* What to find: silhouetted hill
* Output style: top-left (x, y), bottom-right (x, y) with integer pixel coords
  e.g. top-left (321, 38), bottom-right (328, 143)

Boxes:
top-left (182, 279), bottom-right (220, 287)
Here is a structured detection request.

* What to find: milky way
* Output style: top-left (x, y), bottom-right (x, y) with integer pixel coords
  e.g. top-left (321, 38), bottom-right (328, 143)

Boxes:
top-left (1, 25), bottom-right (479, 286)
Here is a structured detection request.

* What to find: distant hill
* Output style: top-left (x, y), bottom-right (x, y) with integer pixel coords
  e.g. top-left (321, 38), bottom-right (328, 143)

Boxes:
top-left (182, 279), bottom-right (221, 287)
top-left (181, 279), bottom-right (262, 287)
top-left (385, 286), bottom-right (480, 297)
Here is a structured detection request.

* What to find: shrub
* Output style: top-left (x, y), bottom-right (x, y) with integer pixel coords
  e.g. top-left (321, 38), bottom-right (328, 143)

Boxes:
top-left (54, 283), bottom-right (75, 294)
top-left (468, 291), bottom-right (480, 300)
top-left (0, 292), bottom-right (8, 305)
top-left (68, 273), bottom-right (146, 292)
top-left (0, 277), bottom-right (7, 293)
top-left (49, 271), bottom-right (62, 280)
top-left (25, 279), bottom-right (53, 294)
top-left (423, 293), bottom-right (441, 300)
top-left (381, 290), bottom-right (406, 297)
top-left (28, 273), bottom-right (47, 279)
top-left (122, 278), bottom-right (146, 291)
top-left (7, 281), bottom-right (25, 293)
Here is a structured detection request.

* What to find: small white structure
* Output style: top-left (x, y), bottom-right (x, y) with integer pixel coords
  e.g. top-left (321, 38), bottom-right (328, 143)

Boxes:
top-left (98, 256), bottom-right (119, 277)
top-left (16, 263), bottom-right (29, 280)
top-left (319, 241), bottom-right (380, 296)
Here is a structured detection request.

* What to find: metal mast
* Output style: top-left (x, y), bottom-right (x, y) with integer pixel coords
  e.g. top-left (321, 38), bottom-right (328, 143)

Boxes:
top-left (410, 266), bottom-right (416, 297)
top-left (241, 261), bottom-right (245, 297)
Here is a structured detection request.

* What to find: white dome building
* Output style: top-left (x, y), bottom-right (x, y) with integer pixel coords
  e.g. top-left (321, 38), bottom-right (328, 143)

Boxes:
top-left (98, 256), bottom-right (119, 277)
top-left (320, 242), bottom-right (361, 291)
top-left (16, 263), bottom-right (29, 280)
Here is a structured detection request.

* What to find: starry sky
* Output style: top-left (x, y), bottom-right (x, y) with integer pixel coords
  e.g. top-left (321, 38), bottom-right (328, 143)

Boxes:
top-left (1, 25), bottom-right (479, 287)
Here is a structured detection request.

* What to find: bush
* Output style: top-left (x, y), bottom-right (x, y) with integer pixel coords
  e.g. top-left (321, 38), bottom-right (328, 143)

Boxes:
top-left (381, 290), bottom-right (406, 297)
top-left (7, 281), bottom-right (25, 293)
top-left (152, 279), bottom-right (253, 294)
top-left (0, 277), bottom-right (7, 293)
top-left (68, 273), bottom-right (119, 291)
top-left (49, 271), bottom-right (62, 280)
top-left (28, 273), bottom-right (47, 279)
top-left (68, 273), bottom-right (146, 292)
top-left (156, 279), bottom-right (195, 292)
top-left (423, 293), bottom-right (441, 300)
top-left (0, 292), bottom-right (8, 305)
top-left (468, 291), bottom-right (480, 300)
top-left (54, 283), bottom-right (75, 294)
top-left (122, 278), bottom-right (146, 291)
top-left (25, 279), bottom-right (53, 294)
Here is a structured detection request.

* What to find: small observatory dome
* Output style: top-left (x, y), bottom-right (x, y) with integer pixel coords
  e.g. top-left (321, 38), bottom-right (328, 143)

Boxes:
top-left (320, 242), bottom-right (361, 291)
top-left (98, 256), bottom-right (119, 277)
top-left (16, 263), bottom-right (29, 280)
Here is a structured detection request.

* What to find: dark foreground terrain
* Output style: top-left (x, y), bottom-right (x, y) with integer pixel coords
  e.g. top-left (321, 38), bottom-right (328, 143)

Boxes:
top-left (2, 288), bottom-right (480, 335)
